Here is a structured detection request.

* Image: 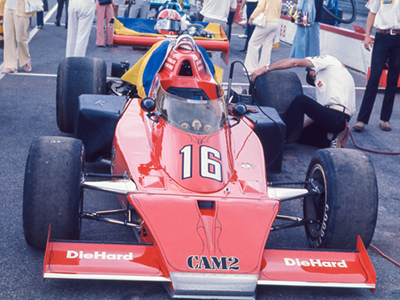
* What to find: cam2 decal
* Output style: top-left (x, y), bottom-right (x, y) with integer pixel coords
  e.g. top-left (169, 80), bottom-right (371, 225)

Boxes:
top-left (187, 255), bottom-right (240, 271)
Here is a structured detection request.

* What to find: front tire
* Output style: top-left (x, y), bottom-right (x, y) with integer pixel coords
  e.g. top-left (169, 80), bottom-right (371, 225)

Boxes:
top-left (23, 136), bottom-right (84, 249)
top-left (304, 149), bottom-right (378, 249)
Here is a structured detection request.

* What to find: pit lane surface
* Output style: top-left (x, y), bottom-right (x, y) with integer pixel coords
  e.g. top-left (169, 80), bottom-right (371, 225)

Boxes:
top-left (0, 2), bottom-right (399, 299)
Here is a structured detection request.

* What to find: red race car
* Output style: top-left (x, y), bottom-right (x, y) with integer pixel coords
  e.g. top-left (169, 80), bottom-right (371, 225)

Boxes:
top-left (23, 35), bottom-right (378, 299)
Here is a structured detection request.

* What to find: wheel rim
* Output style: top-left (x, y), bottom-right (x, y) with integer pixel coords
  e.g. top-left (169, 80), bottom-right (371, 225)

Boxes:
top-left (304, 164), bottom-right (328, 246)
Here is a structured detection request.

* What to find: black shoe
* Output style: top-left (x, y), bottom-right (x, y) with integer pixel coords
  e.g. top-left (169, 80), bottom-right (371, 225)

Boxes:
top-left (54, 21), bottom-right (60, 26)
top-left (239, 49), bottom-right (247, 53)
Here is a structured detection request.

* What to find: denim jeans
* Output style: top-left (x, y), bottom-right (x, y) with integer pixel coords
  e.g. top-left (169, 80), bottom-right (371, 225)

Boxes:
top-left (37, 11), bottom-right (44, 27)
top-left (357, 33), bottom-right (400, 123)
top-left (289, 23), bottom-right (321, 59)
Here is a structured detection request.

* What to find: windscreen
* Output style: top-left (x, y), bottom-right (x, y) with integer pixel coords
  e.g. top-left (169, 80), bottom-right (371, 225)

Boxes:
top-left (155, 86), bottom-right (227, 135)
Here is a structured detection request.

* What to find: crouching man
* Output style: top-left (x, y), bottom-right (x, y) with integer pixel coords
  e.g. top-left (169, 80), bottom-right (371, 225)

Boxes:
top-left (252, 55), bottom-right (355, 148)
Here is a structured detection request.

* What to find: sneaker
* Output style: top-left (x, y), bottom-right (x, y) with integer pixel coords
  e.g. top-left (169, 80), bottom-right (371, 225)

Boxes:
top-left (353, 121), bottom-right (365, 132)
top-left (330, 123), bottom-right (350, 148)
top-left (238, 34), bottom-right (247, 39)
top-left (330, 135), bottom-right (338, 148)
top-left (379, 120), bottom-right (391, 131)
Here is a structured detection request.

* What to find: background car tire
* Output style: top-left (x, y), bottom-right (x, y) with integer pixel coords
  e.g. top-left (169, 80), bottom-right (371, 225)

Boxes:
top-left (23, 136), bottom-right (84, 250)
top-left (253, 70), bottom-right (303, 115)
top-left (304, 148), bottom-right (378, 249)
top-left (56, 57), bottom-right (107, 133)
top-left (253, 70), bottom-right (303, 142)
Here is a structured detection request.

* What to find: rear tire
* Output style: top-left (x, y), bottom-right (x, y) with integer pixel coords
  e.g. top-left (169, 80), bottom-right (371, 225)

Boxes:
top-left (253, 70), bottom-right (303, 115)
top-left (304, 149), bottom-right (378, 249)
top-left (23, 136), bottom-right (84, 249)
top-left (56, 57), bottom-right (107, 133)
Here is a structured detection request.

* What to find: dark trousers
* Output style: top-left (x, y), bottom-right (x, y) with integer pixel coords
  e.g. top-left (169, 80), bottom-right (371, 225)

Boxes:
top-left (36, 0), bottom-right (48, 26)
top-left (227, 11), bottom-right (236, 41)
top-left (282, 95), bottom-right (350, 148)
top-left (244, 2), bottom-right (257, 51)
top-left (37, 11), bottom-right (44, 26)
top-left (56, 0), bottom-right (69, 24)
top-left (357, 33), bottom-right (400, 123)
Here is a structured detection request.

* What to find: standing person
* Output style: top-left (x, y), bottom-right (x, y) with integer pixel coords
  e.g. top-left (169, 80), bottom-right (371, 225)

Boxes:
top-left (239, 0), bottom-right (258, 52)
top-left (66, 0), bottom-right (95, 57)
top-left (96, 0), bottom-right (114, 47)
top-left (125, 0), bottom-right (150, 19)
top-left (200, 0), bottom-right (237, 34)
top-left (289, 0), bottom-right (323, 58)
top-left (36, 10), bottom-right (44, 29)
top-left (0, 0), bottom-right (5, 36)
top-left (226, 1), bottom-right (237, 41)
top-left (1, 0), bottom-right (33, 74)
top-left (113, 0), bottom-right (123, 17)
top-left (353, 0), bottom-right (400, 132)
top-left (244, 0), bottom-right (282, 75)
top-left (55, 0), bottom-right (69, 28)
top-left (200, 0), bottom-right (237, 66)
top-left (36, 0), bottom-right (48, 29)
top-left (252, 55), bottom-right (356, 148)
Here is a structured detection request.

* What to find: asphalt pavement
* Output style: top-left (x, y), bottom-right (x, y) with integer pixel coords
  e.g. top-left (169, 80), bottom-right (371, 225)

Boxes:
top-left (0, 1), bottom-right (399, 299)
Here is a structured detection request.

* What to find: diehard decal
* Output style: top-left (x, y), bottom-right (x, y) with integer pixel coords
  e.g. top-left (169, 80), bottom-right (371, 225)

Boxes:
top-left (66, 251), bottom-right (134, 261)
top-left (284, 258), bottom-right (348, 268)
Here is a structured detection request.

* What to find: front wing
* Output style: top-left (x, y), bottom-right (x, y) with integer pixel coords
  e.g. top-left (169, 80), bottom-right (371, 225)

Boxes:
top-left (44, 235), bottom-right (375, 298)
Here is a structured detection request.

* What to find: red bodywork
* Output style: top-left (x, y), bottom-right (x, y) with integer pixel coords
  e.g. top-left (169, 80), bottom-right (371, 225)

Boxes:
top-left (43, 41), bottom-right (376, 298)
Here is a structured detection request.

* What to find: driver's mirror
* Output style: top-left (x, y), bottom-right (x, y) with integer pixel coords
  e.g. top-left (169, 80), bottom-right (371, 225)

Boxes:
top-left (232, 103), bottom-right (247, 118)
top-left (141, 97), bottom-right (156, 112)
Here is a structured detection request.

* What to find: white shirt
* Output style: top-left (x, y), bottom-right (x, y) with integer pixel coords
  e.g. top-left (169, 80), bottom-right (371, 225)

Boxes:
top-left (306, 55), bottom-right (356, 116)
top-left (4, 0), bottom-right (17, 10)
top-left (366, 0), bottom-right (400, 30)
top-left (200, 0), bottom-right (237, 22)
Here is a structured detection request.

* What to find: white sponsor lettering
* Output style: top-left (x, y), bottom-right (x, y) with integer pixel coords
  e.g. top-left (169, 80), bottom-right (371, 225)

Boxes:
top-left (165, 63), bottom-right (173, 70)
top-left (167, 57), bottom-right (176, 64)
top-left (284, 258), bottom-right (348, 268)
top-left (66, 250), bottom-right (133, 261)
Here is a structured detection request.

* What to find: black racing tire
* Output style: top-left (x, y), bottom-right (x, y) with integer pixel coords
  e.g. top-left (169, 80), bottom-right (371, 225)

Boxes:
top-left (253, 70), bottom-right (303, 115)
top-left (56, 57), bottom-right (107, 133)
top-left (304, 149), bottom-right (378, 249)
top-left (23, 136), bottom-right (84, 250)
top-left (253, 70), bottom-right (304, 143)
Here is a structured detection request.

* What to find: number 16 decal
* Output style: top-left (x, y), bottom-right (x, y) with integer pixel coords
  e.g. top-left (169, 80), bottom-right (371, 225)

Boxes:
top-left (180, 145), bottom-right (222, 182)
